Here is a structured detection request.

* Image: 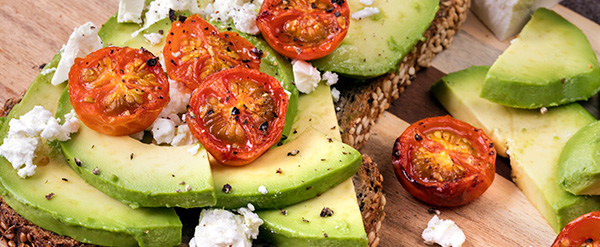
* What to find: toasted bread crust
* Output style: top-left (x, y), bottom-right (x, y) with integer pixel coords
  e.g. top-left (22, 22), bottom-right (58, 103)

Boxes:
top-left (0, 0), bottom-right (469, 246)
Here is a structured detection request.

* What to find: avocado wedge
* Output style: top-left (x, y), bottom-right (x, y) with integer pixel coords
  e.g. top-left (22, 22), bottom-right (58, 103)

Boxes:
top-left (432, 66), bottom-right (600, 232)
top-left (0, 54), bottom-right (182, 247)
top-left (311, 0), bottom-right (439, 78)
top-left (558, 121), bottom-right (600, 195)
top-left (481, 8), bottom-right (600, 109)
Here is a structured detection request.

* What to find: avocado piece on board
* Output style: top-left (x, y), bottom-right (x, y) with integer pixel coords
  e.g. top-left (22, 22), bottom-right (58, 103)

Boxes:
top-left (311, 0), bottom-right (439, 78)
top-left (56, 90), bottom-right (217, 208)
top-left (558, 121), bottom-right (600, 195)
top-left (257, 83), bottom-right (367, 246)
top-left (431, 66), bottom-right (600, 232)
top-left (481, 8), bottom-right (600, 109)
top-left (0, 54), bottom-right (182, 247)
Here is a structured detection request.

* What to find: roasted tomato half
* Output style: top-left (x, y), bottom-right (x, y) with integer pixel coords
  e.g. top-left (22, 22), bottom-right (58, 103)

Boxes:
top-left (392, 116), bottom-right (496, 207)
top-left (256, 0), bottom-right (350, 60)
top-left (68, 47), bottom-right (169, 136)
top-left (552, 211), bottom-right (600, 247)
top-left (186, 67), bottom-right (288, 166)
top-left (164, 14), bottom-right (262, 91)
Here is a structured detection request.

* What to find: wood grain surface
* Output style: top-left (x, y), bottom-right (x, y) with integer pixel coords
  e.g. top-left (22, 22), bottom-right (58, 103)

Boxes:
top-left (1, 1), bottom-right (600, 247)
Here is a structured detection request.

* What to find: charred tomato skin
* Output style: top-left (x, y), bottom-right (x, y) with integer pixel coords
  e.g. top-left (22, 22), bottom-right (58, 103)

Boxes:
top-left (256, 0), bottom-right (350, 60)
top-left (552, 211), bottom-right (600, 247)
top-left (186, 67), bottom-right (288, 166)
top-left (163, 14), bottom-right (261, 91)
top-left (392, 115), bottom-right (496, 207)
top-left (68, 47), bottom-right (169, 136)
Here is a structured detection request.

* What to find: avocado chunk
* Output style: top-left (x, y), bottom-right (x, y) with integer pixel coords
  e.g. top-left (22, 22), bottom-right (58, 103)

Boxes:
top-left (257, 83), bottom-right (367, 246)
top-left (57, 89), bottom-right (216, 208)
top-left (431, 66), bottom-right (600, 232)
top-left (480, 8), bottom-right (600, 109)
top-left (0, 54), bottom-right (182, 247)
top-left (311, 0), bottom-right (439, 78)
top-left (558, 121), bottom-right (600, 195)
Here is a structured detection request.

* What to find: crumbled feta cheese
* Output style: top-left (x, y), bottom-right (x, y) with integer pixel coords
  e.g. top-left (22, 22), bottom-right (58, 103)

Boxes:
top-left (159, 79), bottom-right (191, 119)
top-left (187, 143), bottom-right (201, 155)
top-left (422, 215), bottom-right (466, 247)
top-left (151, 118), bottom-right (176, 144)
top-left (143, 32), bottom-right (164, 45)
top-left (40, 67), bottom-right (56, 76)
top-left (351, 7), bottom-right (380, 20)
top-left (331, 87), bottom-right (341, 102)
top-left (0, 106), bottom-right (80, 178)
top-left (118, 0), bottom-right (146, 23)
top-left (471, 0), bottom-right (561, 40)
top-left (322, 71), bottom-right (339, 86)
top-left (258, 185), bottom-right (268, 194)
top-left (201, 0), bottom-right (263, 35)
top-left (359, 0), bottom-right (375, 5)
top-left (133, 0), bottom-right (201, 37)
top-left (189, 206), bottom-right (263, 247)
top-left (52, 22), bottom-right (103, 86)
top-left (292, 60), bottom-right (321, 94)
top-left (171, 124), bottom-right (196, 146)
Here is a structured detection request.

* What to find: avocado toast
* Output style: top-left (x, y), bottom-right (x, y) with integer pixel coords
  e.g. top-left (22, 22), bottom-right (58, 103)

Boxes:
top-left (0, 0), bottom-right (470, 246)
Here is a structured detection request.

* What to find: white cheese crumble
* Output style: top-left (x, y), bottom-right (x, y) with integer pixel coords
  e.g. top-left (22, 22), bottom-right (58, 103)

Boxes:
top-left (151, 118), bottom-right (176, 145)
top-left (292, 60), bottom-right (321, 94)
top-left (0, 106), bottom-right (80, 178)
top-left (40, 67), bottom-right (56, 76)
top-left (422, 215), bottom-right (466, 247)
top-left (201, 0), bottom-right (263, 35)
top-left (189, 204), bottom-right (263, 247)
top-left (471, 0), bottom-right (561, 40)
top-left (118, 0), bottom-right (146, 23)
top-left (359, 0), bottom-right (375, 5)
top-left (351, 7), bottom-right (380, 20)
top-left (133, 0), bottom-right (201, 38)
top-left (187, 143), bottom-right (201, 155)
top-left (258, 185), bottom-right (268, 194)
top-left (331, 87), bottom-right (341, 102)
top-left (143, 32), bottom-right (164, 45)
top-left (51, 22), bottom-right (103, 86)
top-left (322, 71), bottom-right (339, 86)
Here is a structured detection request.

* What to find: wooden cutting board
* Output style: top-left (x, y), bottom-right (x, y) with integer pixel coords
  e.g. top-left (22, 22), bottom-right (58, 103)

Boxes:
top-left (1, 1), bottom-right (599, 246)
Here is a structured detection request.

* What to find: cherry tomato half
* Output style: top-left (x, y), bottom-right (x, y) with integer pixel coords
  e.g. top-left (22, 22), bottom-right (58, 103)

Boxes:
top-left (186, 67), bottom-right (288, 166)
top-left (164, 14), bottom-right (262, 91)
top-left (256, 0), bottom-right (350, 60)
top-left (552, 211), bottom-right (600, 247)
top-left (68, 47), bottom-right (169, 136)
top-left (392, 116), bottom-right (496, 207)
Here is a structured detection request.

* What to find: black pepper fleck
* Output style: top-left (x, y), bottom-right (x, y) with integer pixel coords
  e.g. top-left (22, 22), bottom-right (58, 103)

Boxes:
top-left (415, 133), bottom-right (423, 141)
top-left (287, 150), bottom-right (300, 156)
top-left (74, 157), bottom-right (82, 167)
top-left (45, 193), bottom-right (55, 200)
top-left (320, 207), bottom-right (334, 218)
top-left (92, 167), bottom-right (100, 175)
top-left (222, 184), bottom-right (232, 193)
top-left (61, 178), bottom-right (68, 182)
top-left (146, 57), bottom-right (158, 67)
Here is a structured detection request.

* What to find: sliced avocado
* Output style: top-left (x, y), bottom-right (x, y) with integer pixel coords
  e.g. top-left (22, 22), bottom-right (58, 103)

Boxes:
top-left (558, 121), bottom-right (600, 195)
top-left (211, 127), bottom-right (361, 209)
top-left (57, 90), bottom-right (216, 208)
top-left (0, 54), bottom-right (182, 247)
top-left (431, 66), bottom-right (600, 232)
top-left (311, 0), bottom-right (439, 78)
top-left (257, 83), bottom-right (367, 246)
top-left (481, 8), bottom-right (600, 109)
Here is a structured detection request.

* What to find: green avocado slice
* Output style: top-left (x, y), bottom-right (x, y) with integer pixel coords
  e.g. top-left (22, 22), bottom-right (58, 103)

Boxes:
top-left (558, 121), bottom-right (600, 195)
top-left (56, 90), bottom-right (217, 209)
top-left (0, 54), bottom-right (182, 247)
top-left (481, 8), bottom-right (600, 109)
top-left (256, 83), bottom-right (368, 246)
top-left (311, 0), bottom-right (439, 79)
top-left (431, 66), bottom-right (600, 232)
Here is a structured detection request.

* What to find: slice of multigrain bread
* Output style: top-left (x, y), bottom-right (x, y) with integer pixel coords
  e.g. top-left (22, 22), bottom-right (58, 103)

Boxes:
top-left (0, 0), bottom-right (469, 246)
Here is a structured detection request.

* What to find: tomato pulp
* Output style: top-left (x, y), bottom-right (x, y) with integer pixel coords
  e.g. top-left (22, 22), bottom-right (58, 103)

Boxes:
top-left (257, 0), bottom-right (350, 60)
top-left (552, 211), bottom-right (600, 247)
top-left (68, 47), bottom-right (169, 136)
top-left (186, 67), bottom-right (288, 166)
top-left (392, 116), bottom-right (496, 207)
top-left (164, 14), bottom-right (262, 91)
